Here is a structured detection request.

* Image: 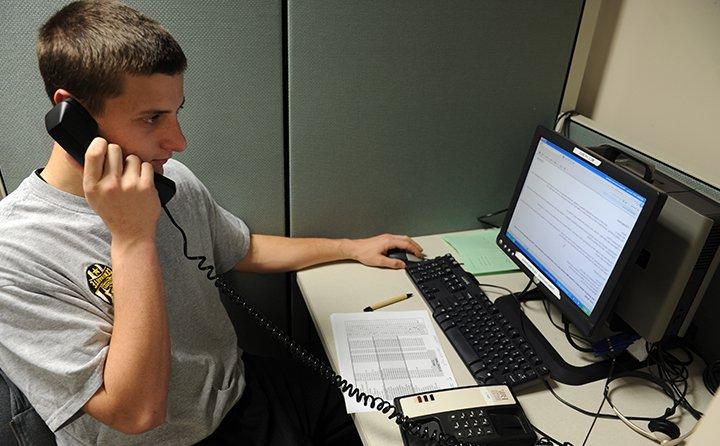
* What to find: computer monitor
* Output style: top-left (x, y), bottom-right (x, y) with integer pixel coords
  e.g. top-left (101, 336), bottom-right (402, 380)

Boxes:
top-left (496, 126), bottom-right (666, 340)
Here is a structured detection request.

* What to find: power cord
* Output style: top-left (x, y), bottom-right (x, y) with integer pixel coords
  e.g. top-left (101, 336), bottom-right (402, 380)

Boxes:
top-left (646, 343), bottom-right (703, 420)
top-left (702, 359), bottom-right (720, 395)
top-left (476, 208), bottom-right (507, 229)
top-left (531, 422), bottom-right (574, 446)
top-left (554, 110), bottom-right (577, 137)
top-left (474, 282), bottom-right (528, 300)
top-left (560, 313), bottom-right (638, 358)
top-left (541, 300), bottom-right (589, 345)
top-left (562, 318), bottom-right (594, 354)
top-left (543, 379), bottom-right (657, 422)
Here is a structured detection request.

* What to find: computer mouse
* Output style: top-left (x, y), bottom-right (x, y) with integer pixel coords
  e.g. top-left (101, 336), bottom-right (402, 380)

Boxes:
top-left (386, 248), bottom-right (423, 264)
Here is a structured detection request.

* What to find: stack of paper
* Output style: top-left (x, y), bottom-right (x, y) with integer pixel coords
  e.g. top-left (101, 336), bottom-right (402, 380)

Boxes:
top-left (443, 228), bottom-right (519, 276)
top-left (331, 311), bottom-right (457, 413)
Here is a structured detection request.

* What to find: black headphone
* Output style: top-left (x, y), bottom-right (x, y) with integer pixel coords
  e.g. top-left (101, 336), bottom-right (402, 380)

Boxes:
top-left (604, 370), bottom-right (684, 443)
top-left (648, 417), bottom-right (681, 440)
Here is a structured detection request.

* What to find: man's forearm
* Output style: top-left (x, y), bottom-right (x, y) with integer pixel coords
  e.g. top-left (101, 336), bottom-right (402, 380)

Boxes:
top-left (233, 234), bottom-right (353, 273)
top-left (84, 237), bottom-right (170, 433)
top-left (233, 233), bottom-right (425, 273)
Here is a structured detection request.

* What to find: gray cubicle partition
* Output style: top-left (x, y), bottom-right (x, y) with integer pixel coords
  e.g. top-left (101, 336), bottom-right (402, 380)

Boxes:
top-left (0, 1), bottom-right (288, 355)
top-left (287, 0), bottom-right (584, 239)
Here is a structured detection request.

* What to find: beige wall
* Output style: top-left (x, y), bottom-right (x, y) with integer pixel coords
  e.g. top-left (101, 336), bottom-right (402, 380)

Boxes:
top-left (565, 0), bottom-right (720, 188)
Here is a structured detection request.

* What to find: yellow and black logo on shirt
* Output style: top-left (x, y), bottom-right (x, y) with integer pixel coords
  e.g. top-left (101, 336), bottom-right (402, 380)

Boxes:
top-left (86, 263), bottom-right (113, 305)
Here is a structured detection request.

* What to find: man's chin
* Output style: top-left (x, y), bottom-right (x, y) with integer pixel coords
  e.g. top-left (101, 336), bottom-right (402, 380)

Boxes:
top-left (151, 159), bottom-right (168, 174)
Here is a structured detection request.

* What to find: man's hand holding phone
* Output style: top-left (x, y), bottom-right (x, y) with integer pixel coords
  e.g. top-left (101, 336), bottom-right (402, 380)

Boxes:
top-left (80, 137), bottom-right (171, 432)
top-left (82, 137), bottom-right (161, 242)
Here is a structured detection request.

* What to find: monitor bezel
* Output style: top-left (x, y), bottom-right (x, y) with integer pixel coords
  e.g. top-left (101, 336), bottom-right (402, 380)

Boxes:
top-left (496, 126), bottom-right (666, 339)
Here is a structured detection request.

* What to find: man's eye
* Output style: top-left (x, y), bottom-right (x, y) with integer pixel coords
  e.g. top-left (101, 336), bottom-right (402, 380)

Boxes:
top-left (143, 114), bottom-right (161, 124)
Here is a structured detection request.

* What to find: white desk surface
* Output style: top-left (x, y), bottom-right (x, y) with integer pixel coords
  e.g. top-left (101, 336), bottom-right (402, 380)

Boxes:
top-left (296, 231), bottom-right (712, 446)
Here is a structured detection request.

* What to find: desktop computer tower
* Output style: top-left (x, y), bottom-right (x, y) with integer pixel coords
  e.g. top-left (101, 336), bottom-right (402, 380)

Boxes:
top-left (591, 149), bottom-right (720, 343)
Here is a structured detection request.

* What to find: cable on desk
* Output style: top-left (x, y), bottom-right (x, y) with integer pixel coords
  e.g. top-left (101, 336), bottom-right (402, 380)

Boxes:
top-left (581, 358), bottom-right (616, 446)
top-left (543, 379), bottom-right (657, 422)
top-left (703, 359), bottom-right (720, 395)
top-left (563, 318), bottom-right (594, 353)
top-left (545, 346), bottom-right (702, 444)
top-left (476, 208), bottom-right (507, 229)
top-left (646, 343), bottom-right (703, 420)
top-left (559, 313), bottom-right (638, 357)
top-left (474, 282), bottom-right (522, 299)
top-left (531, 422), bottom-right (574, 446)
top-left (541, 300), bottom-right (589, 344)
top-left (517, 289), bottom-right (637, 357)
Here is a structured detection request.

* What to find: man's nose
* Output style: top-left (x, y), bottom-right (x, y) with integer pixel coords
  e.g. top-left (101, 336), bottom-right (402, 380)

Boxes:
top-left (162, 117), bottom-right (186, 153)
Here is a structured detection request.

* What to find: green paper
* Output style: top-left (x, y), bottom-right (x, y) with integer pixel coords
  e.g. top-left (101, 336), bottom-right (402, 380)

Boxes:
top-left (443, 229), bottom-right (519, 276)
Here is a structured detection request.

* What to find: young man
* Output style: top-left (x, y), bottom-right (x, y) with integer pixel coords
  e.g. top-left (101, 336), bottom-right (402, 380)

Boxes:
top-left (0, 1), bottom-right (424, 444)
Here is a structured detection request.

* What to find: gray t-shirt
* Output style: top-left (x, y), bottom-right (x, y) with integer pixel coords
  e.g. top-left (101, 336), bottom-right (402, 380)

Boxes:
top-left (0, 159), bottom-right (250, 445)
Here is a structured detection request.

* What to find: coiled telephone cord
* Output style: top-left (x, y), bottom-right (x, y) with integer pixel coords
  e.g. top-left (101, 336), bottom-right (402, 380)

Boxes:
top-left (163, 205), bottom-right (461, 445)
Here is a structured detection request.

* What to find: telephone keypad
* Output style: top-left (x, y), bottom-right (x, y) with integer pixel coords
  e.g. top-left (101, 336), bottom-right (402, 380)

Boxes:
top-left (445, 409), bottom-right (495, 440)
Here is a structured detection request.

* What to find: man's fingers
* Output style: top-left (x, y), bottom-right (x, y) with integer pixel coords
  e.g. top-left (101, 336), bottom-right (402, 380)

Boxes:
top-left (376, 256), bottom-right (406, 269)
top-left (139, 162), bottom-right (156, 187)
top-left (105, 144), bottom-right (123, 178)
top-left (124, 154), bottom-right (141, 178)
top-left (83, 137), bottom-right (108, 190)
top-left (392, 235), bottom-right (425, 258)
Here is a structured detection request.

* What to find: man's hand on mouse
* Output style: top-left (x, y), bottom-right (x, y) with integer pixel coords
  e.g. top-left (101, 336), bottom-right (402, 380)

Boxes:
top-left (345, 234), bottom-right (425, 269)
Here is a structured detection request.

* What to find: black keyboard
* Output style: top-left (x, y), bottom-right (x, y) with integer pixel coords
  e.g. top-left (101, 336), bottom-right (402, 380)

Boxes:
top-left (405, 254), bottom-right (549, 388)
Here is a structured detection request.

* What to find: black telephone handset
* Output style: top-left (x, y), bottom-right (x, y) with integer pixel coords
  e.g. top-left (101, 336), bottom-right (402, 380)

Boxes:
top-left (44, 98), bottom-right (176, 205)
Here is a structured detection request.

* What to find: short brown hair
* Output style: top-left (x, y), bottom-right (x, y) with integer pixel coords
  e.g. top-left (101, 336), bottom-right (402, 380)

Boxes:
top-left (37, 0), bottom-right (187, 115)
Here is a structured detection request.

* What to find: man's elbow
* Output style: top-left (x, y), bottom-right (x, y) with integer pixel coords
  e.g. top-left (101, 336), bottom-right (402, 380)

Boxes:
top-left (114, 409), bottom-right (166, 435)
top-left (84, 385), bottom-right (168, 434)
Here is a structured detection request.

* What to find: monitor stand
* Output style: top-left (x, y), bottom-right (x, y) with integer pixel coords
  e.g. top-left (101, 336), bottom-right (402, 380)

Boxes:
top-left (494, 291), bottom-right (642, 385)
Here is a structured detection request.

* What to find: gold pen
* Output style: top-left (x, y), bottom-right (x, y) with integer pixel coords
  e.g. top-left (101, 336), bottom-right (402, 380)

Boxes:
top-left (363, 292), bottom-right (413, 312)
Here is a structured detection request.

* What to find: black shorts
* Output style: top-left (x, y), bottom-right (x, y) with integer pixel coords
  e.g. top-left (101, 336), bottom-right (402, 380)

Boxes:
top-left (196, 353), bottom-right (363, 446)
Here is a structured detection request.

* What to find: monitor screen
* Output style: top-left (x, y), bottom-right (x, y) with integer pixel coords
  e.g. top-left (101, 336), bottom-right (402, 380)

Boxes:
top-left (497, 126), bottom-right (666, 338)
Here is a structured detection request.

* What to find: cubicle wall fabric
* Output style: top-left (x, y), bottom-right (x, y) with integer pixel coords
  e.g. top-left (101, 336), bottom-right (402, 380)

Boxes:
top-left (287, 0), bottom-right (583, 239)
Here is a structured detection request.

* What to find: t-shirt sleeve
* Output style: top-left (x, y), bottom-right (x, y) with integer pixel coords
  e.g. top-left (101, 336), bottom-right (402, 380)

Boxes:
top-left (0, 283), bottom-right (111, 431)
top-left (171, 162), bottom-right (252, 274)
top-left (207, 199), bottom-right (251, 273)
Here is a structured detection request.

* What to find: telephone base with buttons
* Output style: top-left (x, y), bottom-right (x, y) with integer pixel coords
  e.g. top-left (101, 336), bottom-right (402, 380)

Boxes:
top-left (395, 384), bottom-right (536, 445)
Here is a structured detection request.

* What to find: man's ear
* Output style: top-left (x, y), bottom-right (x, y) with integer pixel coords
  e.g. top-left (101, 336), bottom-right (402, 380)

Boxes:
top-left (51, 89), bottom-right (73, 106)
